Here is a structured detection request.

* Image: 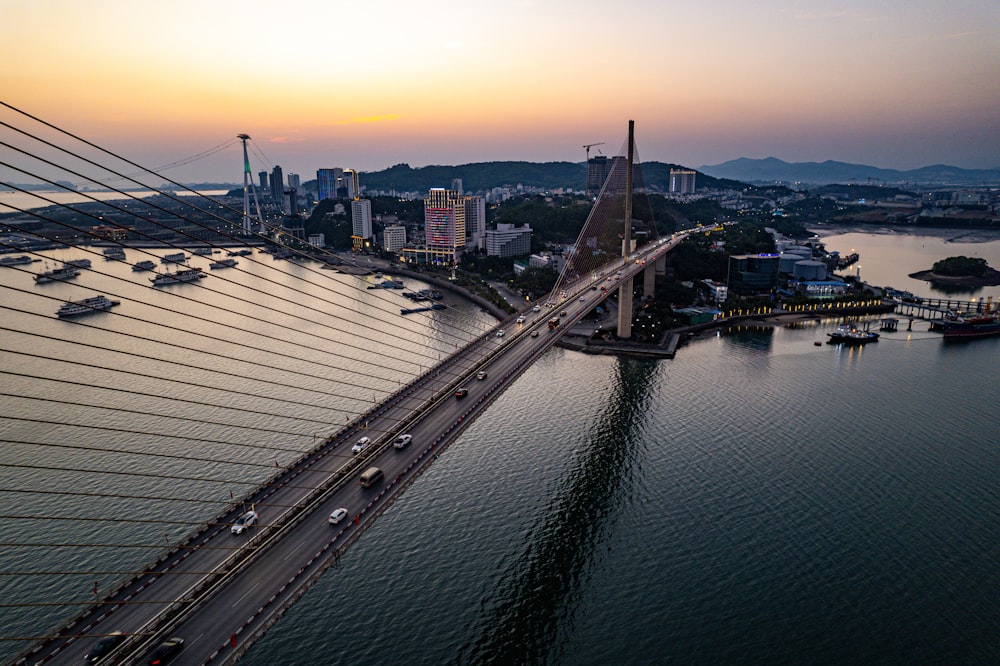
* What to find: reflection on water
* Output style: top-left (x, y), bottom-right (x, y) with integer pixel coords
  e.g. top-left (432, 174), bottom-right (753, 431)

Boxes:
top-left (461, 358), bottom-right (658, 664)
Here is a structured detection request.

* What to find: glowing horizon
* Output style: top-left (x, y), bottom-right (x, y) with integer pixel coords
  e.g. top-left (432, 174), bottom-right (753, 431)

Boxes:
top-left (1, 0), bottom-right (998, 183)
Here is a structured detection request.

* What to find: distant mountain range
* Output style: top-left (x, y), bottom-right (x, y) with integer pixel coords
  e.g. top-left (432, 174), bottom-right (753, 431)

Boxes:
top-left (697, 157), bottom-right (1000, 186)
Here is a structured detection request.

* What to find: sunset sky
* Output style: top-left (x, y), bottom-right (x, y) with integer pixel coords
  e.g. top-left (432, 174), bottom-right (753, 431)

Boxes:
top-left (2, 0), bottom-right (998, 184)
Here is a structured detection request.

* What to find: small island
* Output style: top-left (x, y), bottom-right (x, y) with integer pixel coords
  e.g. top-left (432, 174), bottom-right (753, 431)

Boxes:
top-left (909, 256), bottom-right (1000, 287)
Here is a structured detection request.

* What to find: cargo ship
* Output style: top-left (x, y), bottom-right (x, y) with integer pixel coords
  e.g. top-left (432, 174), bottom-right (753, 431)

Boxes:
top-left (939, 311), bottom-right (1000, 339)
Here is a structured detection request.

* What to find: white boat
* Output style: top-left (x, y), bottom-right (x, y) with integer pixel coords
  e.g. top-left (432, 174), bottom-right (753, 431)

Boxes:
top-left (132, 260), bottom-right (156, 272)
top-left (161, 252), bottom-right (187, 264)
top-left (35, 265), bottom-right (81, 283)
top-left (209, 258), bottom-right (237, 269)
top-left (151, 268), bottom-right (204, 285)
top-left (56, 295), bottom-right (121, 318)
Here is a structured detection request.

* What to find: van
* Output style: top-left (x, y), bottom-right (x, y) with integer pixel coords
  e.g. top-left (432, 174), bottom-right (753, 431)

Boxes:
top-left (360, 466), bottom-right (384, 488)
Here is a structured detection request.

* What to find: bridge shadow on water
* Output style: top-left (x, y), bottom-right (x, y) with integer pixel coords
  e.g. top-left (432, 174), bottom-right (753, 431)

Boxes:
top-left (458, 357), bottom-right (658, 665)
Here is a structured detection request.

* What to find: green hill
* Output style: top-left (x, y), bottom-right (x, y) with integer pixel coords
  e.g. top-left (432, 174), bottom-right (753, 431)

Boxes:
top-left (300, 161), bottom-right (744, 194)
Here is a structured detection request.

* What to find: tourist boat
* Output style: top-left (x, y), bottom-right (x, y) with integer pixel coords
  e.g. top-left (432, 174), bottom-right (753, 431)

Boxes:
top-left (209, 258), bottom-right (237, 269)
top-left (103, 247), bottom-right (126, 260)
top-left (132, 260), bottom-right (156, 272)
top-left (150, 268), bottom-right (204, 286)
top-left (0, 255), bottom-right (34, 266)
top-left (939, 310), bottom-right (1000, 339)
top-left (161, 252), bottom-right (187, 264)
top-left (56, 295), bottom-right (121, 318)
top-left (827, 324), bottom-right (879, 345)
top-left (34, 265), bottom-right (81, 283)
top-left (65, 258), bottom-right (91, 268)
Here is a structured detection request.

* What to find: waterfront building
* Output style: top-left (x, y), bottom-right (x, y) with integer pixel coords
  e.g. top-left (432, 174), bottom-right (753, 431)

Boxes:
top-left (423, 188), bottom-right (467, 264)
top-left (727, 253), bottom-right (780, 295)
top-left (486, 223), bottom-right (531, 258)
top-left (307, 233), bottom-right (325, 248)
top-left (383, 224), bottom-right (406, 252)
top-left (351, 199), bottom-right (373, 240)
top-left (465, 195), bottom-right (486, 250)
top-left (702, 279), bottom-right (728, 303)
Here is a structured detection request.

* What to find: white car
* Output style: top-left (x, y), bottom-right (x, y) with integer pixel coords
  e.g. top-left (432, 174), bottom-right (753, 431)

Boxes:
top-left (516, 316), bottom-right (525, 324)
top-left (496, 329), bottom-right (505, 337)
top-left (476, 371), bottom-right (487, 380)
top-left (231, 510), bottom-right (258, 535)
top-left (579, 296), bottom-right (586, 302)
top-left (532, 305), bottom-right (541, 312)
top-left (328, 508), bottom-right (348, 524)
top-left (351, 436), bottom-right (371, 455)
top-left (393, 433), bottom-right (412, 449)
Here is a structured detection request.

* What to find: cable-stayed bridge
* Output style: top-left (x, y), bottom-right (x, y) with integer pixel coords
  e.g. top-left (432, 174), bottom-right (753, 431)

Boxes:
top-left (1, 107), bottom-right (681, 664)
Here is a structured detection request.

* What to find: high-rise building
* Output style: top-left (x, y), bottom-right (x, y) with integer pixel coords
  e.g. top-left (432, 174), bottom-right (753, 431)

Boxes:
top-left (270, 165), bottom-right (284, 201)
top-left (285, 188), bottom-right (299, 216)
top-left (287, 173), bottom-right (300, 190)
top-left (451, 178), bottom-right (463, 194)
top-left (669, 169), bottom-right (697, 194)
top-left (351, 199), bottom-right (372, 239)
top-left (424, 188), bottom-right (467, 264)
top-left (486, 223), bottom-right (532, 257)
top-left (344, 169), bottom-right (360, 199)
top-left (586, 156), bottom-right (610, 197)
top-left (464, 195), bottom-right (486, 248)
top-left (258, 171), bottom-right (269, 194)
top-left (383, 224), bottom-right (406, 252)
top-left (317, 168), bottom-right (340, 201)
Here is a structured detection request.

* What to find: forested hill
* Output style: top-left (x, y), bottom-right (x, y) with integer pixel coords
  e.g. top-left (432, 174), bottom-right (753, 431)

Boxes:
top-left (302, 161), bottom-right (744, 193)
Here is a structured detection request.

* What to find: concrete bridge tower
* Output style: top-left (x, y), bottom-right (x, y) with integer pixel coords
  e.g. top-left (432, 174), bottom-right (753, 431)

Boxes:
top-left (617, 120), bottom-right (635, 339)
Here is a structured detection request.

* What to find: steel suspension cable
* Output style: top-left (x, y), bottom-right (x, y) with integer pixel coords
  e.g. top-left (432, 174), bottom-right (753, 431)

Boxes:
top-left (0, 125), bottom-right (494, 345)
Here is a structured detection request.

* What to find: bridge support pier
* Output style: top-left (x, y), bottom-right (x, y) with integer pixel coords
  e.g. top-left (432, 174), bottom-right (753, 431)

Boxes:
top-left (642, 263), bottom-right (655, 296)
top-left (617, 276), bottom-right (634, 338)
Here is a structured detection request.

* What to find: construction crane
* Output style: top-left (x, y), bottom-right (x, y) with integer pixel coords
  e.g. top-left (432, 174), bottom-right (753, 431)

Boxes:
top-left (583, 142), bottom-right (605, 161)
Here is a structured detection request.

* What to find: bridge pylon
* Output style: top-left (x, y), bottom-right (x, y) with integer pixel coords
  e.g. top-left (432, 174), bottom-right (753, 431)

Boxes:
top-left (617, 120), bottom-right (635, 339)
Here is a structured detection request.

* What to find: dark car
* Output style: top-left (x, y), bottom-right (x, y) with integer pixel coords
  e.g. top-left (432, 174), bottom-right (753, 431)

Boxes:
top-left (147, 637), bottom-right (184, 665)
top-left (455, 388), bottom-right (469, 398)
top-left (84, 631), bottom-right (125, 664)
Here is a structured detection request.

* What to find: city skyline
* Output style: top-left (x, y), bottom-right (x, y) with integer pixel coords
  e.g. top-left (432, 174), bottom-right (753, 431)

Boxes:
top-left (1, 0), bottom-right (998, 185)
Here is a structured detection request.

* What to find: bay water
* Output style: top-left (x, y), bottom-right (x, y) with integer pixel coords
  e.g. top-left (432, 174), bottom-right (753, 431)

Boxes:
top-left (240, 228), bottom-right (1000, 665)
top-left (0, 227), bottom-right (998, 664)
